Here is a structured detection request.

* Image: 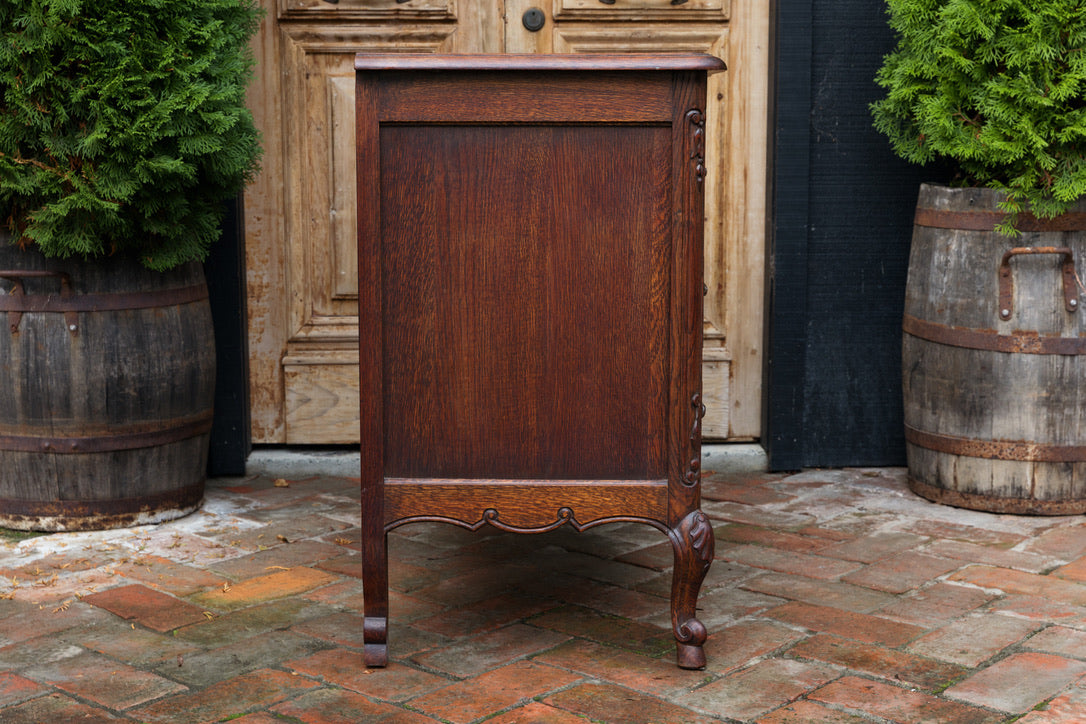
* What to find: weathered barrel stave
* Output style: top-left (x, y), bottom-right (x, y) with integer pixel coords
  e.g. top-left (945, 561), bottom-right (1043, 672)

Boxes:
top-left (0, 246), bottom-right (215, 530)
top-left (903, 183), bottom-right (1086, 514)
top-left (904, 337), bottom-right (1086, 509)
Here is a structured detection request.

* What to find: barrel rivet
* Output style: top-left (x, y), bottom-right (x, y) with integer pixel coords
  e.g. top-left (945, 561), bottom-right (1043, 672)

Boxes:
top-left (1000, 309), bottom-right (1011, 319)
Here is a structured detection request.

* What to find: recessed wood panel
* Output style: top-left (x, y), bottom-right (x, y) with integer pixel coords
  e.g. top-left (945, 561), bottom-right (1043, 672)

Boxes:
top-left (374, 72), bottom-right (674, 124)
top-left (377, 124), bottom-right (672, 480)
top-left (556, 0), bottom-right (728, 20)
top-left (278, 0), bottom-right (453, 21)
top-left (328, 75), bottom-right (358, 300)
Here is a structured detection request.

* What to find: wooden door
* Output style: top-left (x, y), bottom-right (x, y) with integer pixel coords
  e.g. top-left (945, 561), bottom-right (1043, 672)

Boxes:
top-left (244, 0), bottom-right (769, 444)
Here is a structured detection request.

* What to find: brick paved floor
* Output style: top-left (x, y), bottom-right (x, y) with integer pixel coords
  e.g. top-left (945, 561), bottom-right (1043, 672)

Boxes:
top-left (1, 466), bottom-right (1084, 723)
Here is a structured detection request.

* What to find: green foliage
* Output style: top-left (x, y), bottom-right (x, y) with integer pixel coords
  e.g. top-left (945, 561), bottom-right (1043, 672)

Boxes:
top-left (872, 0), bottom-right (1086, 229)
top-left (0, 0), bottom-right (262, 270)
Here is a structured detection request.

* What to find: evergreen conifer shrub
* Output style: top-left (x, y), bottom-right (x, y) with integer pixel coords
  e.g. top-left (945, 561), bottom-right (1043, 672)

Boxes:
top-left (0, 0), bottom-right (262, 270)
top-left (872, 0), bottom-right (1086, 230)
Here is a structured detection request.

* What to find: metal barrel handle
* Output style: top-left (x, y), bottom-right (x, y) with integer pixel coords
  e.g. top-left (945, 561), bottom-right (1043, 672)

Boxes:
top-left (998, 247), bottom-right (1080, 320)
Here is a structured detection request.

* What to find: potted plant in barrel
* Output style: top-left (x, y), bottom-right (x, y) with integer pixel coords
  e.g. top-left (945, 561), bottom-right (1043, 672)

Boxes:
top-left (872, 0), bottom-right (1086, 514)
top-left (0, 0), bottom-right (262, 530)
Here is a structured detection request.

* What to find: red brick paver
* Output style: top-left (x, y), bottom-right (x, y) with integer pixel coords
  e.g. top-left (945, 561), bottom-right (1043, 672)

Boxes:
top-left (810, 676), bottom-right (1003, 723)
top-left (0, 693), bottom-right (125, 723)
top-left (949, 565), bottom-right (1086, 607)
top-left (486, 700), bottom-right (609, 723)
top-left (81, 583), bottom-right (210, 632)
top-left (1017, 675), bottom-right (1086, 723)
top-left (410, 661), bottom-right (580, 723)
top-left (286, 647), bottom-right (449, 702)
top-left (765, 600), bottom-right (925, 646)
top-left (131, 668), bottom-right (319, 723)
top-left (544, 682), bottom-right (720, 724)
top-left (1053, 555), bottom-right (1086, 582)
top-left (840, 551), bottom-right (962, 593)
top-left (757, 699), bottom-right (872, 723)
top-left (1, 467), bottom-right (1085, 723)
top-left (906, 612), bottom-right (1040, 666)
top-left (686, 658), bottom-right (839, 720)
top-left (0, 672), bottom-right (49, 707)
top-left (272, 687), bottom-right (435, 723)
top-left (24, 650), bottom-right (186, 710)
top-left (945, 652), bottom-right (1086, 713)
top-left (192, 566), bottom-right (339, 610)
top-left (789, 632), bottom-right (967, 689)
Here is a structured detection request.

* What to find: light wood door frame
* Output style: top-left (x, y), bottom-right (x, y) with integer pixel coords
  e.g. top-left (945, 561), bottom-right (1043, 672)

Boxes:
top-left (243, 0), bottom-right (769, 444)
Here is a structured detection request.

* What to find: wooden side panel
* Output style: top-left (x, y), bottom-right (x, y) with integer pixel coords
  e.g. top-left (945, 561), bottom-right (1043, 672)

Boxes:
top-left (376, 73), bottom-right (674, 123)
top-left (378, 122), bottom-right (672, 480)
top-left (359, 57), bottom-right (716, 669)
top-left (667, 72), bottom-right (708, 525)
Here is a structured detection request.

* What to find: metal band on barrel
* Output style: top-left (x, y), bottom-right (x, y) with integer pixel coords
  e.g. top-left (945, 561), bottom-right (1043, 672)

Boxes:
top-left (905, 424), bottom-right (1086, 463)
top-left (0, 283), bottom-right (208, 314)
top-left (903, 314), bottom-right (1086, 355)
top-left (914, 207), bottom-right (1086, 232)
top-left (0, 482), bottom-right (205, 519)
top-left (907, 476), bottom-right (1086, 515)
top-left (0, 411), bottom-right (213, 453)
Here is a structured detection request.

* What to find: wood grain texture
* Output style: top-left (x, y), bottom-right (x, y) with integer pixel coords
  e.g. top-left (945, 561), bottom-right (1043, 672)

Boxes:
top-left (283, 360), bottom-right (360, 444)
top-left (244, 12), bottom-right (457, 444)
top-left (667, 76), bottom-right (708, 527)
top-left (668, 509), bottom-right (714, 669)
top-left (355, 52), bottom-right (725, 71)
top-left (0, 246), bottom-right (214, 531)
top-left (378, 122), bottom-right (670, 480)
top-left (240, 0), bottom-right (288, 442)
top-left (358, 56), bottom-right (715, 668)
top-left (719, 0), bottom-right (770, 438)
top-left (903, 184), bottom-right (1086, 513)
top-left (278, 0), bottom-right (453, 21)
top-left (555, 0), bottom-right (728, 17)
top-left (374, 72), bottom-right (676, 123)
top-left (356, 72), bottom-right (388, 669)
top-left (384, 479), bottom-right (670, 530)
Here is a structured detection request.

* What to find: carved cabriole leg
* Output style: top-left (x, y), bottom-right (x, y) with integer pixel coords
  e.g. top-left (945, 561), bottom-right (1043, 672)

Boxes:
top-left (668, 509), bottom-right (714, 669)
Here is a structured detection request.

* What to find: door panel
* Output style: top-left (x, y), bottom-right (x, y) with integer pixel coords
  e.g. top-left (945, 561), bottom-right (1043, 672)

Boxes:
top-left (245, 0), bottom-right (768, 443)
top-left (555, 0), bottom-right (728, 18)
top-left (277, 0), bottom-right (455, 20)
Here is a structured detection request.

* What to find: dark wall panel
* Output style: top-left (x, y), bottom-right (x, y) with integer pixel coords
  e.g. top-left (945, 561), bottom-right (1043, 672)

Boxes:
top-left (763, 0), bottom-right (812, 470)
top-left (768, 0), bottom-right (945, 468)
top-left (205, 196), bottom-right (251, 476)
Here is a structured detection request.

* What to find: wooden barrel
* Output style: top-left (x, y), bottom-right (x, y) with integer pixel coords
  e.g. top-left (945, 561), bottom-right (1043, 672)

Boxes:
top-left (903, 183), bottom-right (1086, 515)
top-left (0, 242), bottom-right (215, 530)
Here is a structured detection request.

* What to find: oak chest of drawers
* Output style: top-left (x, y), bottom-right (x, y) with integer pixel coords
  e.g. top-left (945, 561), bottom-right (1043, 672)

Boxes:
top-left (356, 53), bottom-right (724, 669)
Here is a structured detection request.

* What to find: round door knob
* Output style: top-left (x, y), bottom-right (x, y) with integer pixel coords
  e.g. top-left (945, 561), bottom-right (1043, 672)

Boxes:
top-left (522, 7), bottom-right (546, 32)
